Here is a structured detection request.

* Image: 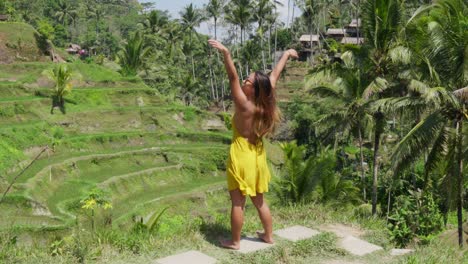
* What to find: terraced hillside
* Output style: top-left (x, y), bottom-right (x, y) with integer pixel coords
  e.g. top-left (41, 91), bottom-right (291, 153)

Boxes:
top-left (0, 61), bottom-right (232, 233)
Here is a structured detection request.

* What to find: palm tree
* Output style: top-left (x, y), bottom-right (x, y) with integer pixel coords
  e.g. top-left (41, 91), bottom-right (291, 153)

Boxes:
top-left (254, 0), bottom-right (275, 71)
top-left (141, 10), bottom-right (169, 34)
top-left (180, 3), bottom-right (206, 78)
top-left (391, 0), bottom-right (468, 247)
top-left (162, 22), bottom-right (184, 60)
top-left (45, 64), bottom-right (74, 114)
top-left (307, 50), bottom-right (378, 201)
top-left (271, 142), bottom-right (361, 205)
top-left (178, 75), bottom-right (206, 106)
top-left (117, 31), bottom-right (152, 77)
top-left (54, 0), bottom-right (77, 26)
top-left (224, 0), bottom-right (254, 46)
top-left (206, 0), bottom-right (225, 40)
top-left (361, 0), bottom-right (405, 215)
top-left (296, 0), bottom-right (320, 63)
top-left (85, 0), bottom-right (105, 40)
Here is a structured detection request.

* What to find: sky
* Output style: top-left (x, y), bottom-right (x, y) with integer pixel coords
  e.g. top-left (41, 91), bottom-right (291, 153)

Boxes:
top-left (142, 0), bottom-right (302, 38)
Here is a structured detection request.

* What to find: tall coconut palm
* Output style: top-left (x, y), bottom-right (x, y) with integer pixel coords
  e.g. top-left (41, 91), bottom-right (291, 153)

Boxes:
top-left (254, 0), bottom-right (275, 71)
top-left (84, 0), bottom-right (107, 44)
top-left (361, 0), bottom-right (405, 215)
top-left (180, 3), bottom-right (206, 78)
top-left (224, 0), bottom-right (254, 46)
top-left (307, 50), bottom-right (379, 201)
top-left (206, 0), bottom-right (226, 106)
top-left (392, 0), bottom-right (468, 247)
top-left (206, 0), bottom-right (225, 40)
top-left (117, 31), bottom-right (152, 77)
top-left (141, 10), bottom-right (169, 35)
top-left (54, 0), bottom-right (77, 26)
top-left (297, 0), bottom-right (320, 63)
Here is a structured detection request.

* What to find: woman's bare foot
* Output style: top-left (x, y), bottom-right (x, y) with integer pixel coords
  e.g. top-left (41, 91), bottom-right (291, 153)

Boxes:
top-left (219, 239), bottom-right (240, 250)
top-left (256, 231), bottom-right (274, 244)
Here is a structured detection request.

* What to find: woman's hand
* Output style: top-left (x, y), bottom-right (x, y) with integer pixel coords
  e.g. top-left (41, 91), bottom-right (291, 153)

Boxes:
top-left (208, 39), bottom-right (229, 54)
top-left (285, 49), bottom-right (299, 59)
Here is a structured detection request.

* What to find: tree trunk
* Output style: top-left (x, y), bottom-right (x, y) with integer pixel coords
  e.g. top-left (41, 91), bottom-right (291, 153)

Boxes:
top-left (358, 126), bottom-right (366, 201)
top-left (274, 22), bottom-right (278, 67)
top-left (190, 32), bottom-right (195, 78)
top-left (268, 25), bottom-right (272, 61)
top-left (221, 79), bottom-right (226, 112)
top-left (260, 28), bottom-right (266, 71)
top-left (456, 119), bottom-right (464, 247)
top-left (387, 188), bottom-right (391, 221)
top-left (209, 64), bottom-right (215, 100)
top-left (214, 18), bottom-right (217, 40)
top-left (372, 114), bottom-right (383, 215)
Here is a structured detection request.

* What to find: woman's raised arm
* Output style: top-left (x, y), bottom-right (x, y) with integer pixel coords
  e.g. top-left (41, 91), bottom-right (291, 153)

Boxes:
top-left (269, 49), bottom-right (298, 90)
top-left (208, 39), bottom-right (248, 109)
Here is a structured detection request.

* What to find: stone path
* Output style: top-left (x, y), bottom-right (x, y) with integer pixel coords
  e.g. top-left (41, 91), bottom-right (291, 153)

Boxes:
top-left (237, 237), bottom-right (274, 253)
top-left (153, 250), bottom-right (216, 264)
top-left (274, 225), bottom-right (321, 242)
top-left (338, 235), bottom-right (383, 256)
top-left (153, 224), bottom-right (414, 264)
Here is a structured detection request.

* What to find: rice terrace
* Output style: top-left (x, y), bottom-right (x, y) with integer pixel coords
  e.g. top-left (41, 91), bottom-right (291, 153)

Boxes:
top-left (0, 0), bottom-right (466, 263)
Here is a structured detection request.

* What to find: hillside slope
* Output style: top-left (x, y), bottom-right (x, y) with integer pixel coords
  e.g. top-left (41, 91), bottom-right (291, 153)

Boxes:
top-left (0, 60), bottom-right (232, 233)
top-left (0, 22), bottom-right (47, 64)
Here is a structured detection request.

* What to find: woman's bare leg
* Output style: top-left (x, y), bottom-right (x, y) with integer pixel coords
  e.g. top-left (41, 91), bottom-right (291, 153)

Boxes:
top-left (220, 189), bottom-right (246, 249)
top-left (250, 193), bottom-right (274, 243)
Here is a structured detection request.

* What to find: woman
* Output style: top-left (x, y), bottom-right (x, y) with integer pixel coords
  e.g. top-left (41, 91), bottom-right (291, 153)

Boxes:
top-left (208, 39), bottom-right (298, 250)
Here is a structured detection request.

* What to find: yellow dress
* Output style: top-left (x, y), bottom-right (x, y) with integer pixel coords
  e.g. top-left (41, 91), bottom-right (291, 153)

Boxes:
top-left (226, 121), bottom-right (271, 196)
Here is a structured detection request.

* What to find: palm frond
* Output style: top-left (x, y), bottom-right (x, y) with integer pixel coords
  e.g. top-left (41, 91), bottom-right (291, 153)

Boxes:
top-left (369, 97), bottom-right (428, 117)
top-left (424, 126), bottom-right (450, 184)
top-left (391, 111), bottom-right (446, 176)
top-left (388, 46), bottom-right (412, 65)
top-left (406, 4), bottom-right (435, 26)
top-left (314, 111), bottom-right (349, 135)
top-left (309, 85), bottom-right (341, 98)
top-left (408, 79), bottom-right (430, 94)
top-left (340, 51), bottom-right (355, 68)
top-left (363, 77), bottom-right (389, 99)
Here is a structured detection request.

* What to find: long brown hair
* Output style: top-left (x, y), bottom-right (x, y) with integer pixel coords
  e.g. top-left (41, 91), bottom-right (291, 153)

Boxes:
top-left (252, 71), bottom-right (281, 138)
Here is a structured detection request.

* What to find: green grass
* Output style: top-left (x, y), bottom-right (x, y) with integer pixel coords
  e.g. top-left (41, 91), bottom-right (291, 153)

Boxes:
top-left (2, 188), bottom-right (467, 263)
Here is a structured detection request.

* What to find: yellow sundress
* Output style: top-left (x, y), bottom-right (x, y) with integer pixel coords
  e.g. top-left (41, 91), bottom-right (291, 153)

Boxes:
top-left (226, 121), bottom-right (271, 196)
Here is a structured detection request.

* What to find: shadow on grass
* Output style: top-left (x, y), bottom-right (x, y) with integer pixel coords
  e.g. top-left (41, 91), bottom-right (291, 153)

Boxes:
top-left (199, 219), bottom-right (231, 248)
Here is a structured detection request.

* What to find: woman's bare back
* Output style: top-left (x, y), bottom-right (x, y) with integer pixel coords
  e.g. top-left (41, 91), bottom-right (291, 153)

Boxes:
top-left (233, 105), bottom-right (258, 145)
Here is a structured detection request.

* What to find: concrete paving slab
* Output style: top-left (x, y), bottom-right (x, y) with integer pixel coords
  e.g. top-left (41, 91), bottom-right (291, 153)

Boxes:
top-left (390, 248), bottom-right (414, 256)
top-left (338, 236), bottom-right (383, 256)
top-left (154, 250), bottom-right (217, 264)
top-left (274, 225), bottom-right (321, 242)
top-left (237, 237), bottom-right (274, 254)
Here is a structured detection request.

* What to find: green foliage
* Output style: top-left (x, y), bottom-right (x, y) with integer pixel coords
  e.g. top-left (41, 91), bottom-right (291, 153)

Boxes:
top-left (131, 207), bottom-right (169, 235)
top-left (183, 108), bottom-right (196, 121)
top-left (222, 112), bottom-right (232, 130)
top-left (43, 64), bottom-right (76, 114)
top-left (80, 188), bottom-right (112, 231)
top-left (275, 28), bottom-right (294, 50)
top-left (271, 142), bottom-right (361, 205)
top-left (36, 19), bottom-right (55, 40)
top-left (388, 191), bottom-right (444, 247)
top-left (117, 31), bottom-right (151, 77)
